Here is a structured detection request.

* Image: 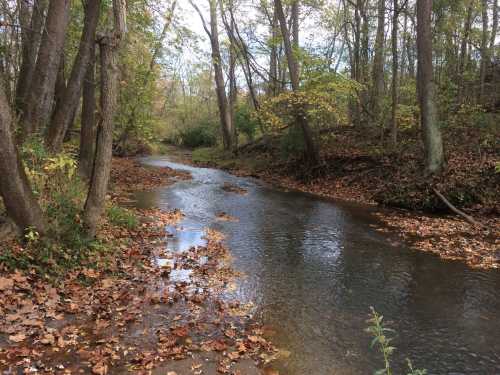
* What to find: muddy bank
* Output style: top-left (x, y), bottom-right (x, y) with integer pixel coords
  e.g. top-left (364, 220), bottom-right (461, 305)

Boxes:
top-left (0, 158), bottom-right (276, 374)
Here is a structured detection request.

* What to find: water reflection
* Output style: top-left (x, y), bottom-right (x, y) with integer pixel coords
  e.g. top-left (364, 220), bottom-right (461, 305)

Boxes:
top-left (135, 156), bottom-right (500, 375)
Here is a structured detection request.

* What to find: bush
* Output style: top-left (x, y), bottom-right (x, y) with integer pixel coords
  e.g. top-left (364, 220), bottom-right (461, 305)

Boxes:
top-left (235, 103), bottom-right (260, 142)
top-left (179, 121), bottom-right (217, 148)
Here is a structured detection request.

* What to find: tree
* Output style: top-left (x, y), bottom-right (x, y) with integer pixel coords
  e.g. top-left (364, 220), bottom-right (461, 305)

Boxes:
top-left (78, 43), bottom-right (97, 180)
top-left (274, 0), bottom-right (320, 165)
top-left (19, 0), bottom-right (71, 140)
top-left (189, 0), bottom-right (235, 151)
top-left (46, 0), bottom-right (102, 152)
top-left (391, 0), bottom-right (401, 146)
top-left (0, 82), bottom-right (46, 234)
top-left (417, 0), bottom-right (444, 174)
top-left (371, 0), bottom-right (386, 127)
top-left (479, 0), bottom-right (489, 99)
top-left (83, 0), bottom-right (127, 237)
top-left (15, 0), bottom-right (48, 114)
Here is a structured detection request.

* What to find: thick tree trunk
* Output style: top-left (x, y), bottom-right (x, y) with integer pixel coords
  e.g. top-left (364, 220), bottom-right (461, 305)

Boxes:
top-left (275, 0), bottom-right (319, 165)
top-left (390, 0), bottom-right (399, 147)
top-left (371, 0), bottom-right (385, 127)
top-left (46, 0), bottom-right (101, 152)
top-left (0, 82), bottom-right (46, 234)
top-left (83, 0), bottom-right (126, 237)
top-left (20, 0), bottom-right (71, 140)
top-left (79, 44), bottom-right (97, 180)
top-left (417, 0), bottom-right (444, 174)
top-left (15, 0), bottom-right (48, 114)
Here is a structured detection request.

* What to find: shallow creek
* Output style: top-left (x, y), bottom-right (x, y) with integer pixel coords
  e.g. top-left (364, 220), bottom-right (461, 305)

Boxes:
top-left (133, 156), bottom-right (500, 375)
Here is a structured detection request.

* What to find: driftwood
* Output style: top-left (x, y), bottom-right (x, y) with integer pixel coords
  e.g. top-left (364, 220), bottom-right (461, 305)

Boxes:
top-left (433, 188), bottom-right (486, 229)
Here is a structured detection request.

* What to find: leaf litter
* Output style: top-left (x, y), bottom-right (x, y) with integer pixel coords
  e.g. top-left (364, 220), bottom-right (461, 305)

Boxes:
top-left (0, 158), bottom-right (279, 374)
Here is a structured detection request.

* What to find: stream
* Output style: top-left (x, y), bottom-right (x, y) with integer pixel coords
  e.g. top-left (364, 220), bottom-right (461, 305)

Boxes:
top-left (134, 156), bottom-right (500, 375)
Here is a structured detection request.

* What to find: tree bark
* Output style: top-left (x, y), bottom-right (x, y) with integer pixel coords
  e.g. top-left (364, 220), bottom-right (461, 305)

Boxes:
top-left (189, 0), bottom-right (234, 151)
top-left (19, 0), bottom-right (71, 140)
top-left (479, 0), bottom-right (489, 100)
top-left (15, 0), bottom-right (48, 114)
top-left (458, 1), bottom-right (473, 103)
top-left (490, 0), bottom-right (498, 53)
top-left (391, 0), bottom-right (399, 147)
top-left (268, 3), bottom-right (279, 97)
top-left (83, 0), bottom-right (126, 237)
top-left (0, 82), bottom-right (46, 234)
top-left (371, 0), bottom-right (385, 127)
top-left (79, 43), bottom-right (97, 180)
top-left (275, 0), bottom-right (319, 165)
top-left (46, 0), bottom-right (101, 152)
top-left (417, 0), bottom-right (444, 174)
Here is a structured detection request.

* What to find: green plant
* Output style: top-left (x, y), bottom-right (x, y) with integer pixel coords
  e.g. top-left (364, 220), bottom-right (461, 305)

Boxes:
top-left (366, 307), bottom-right (396, 375)
top-left (107, 206), bottom-right (139, 229)
top-left (235, 103), bottom-right (259, 141)
top-left (179, 121), bottom-right (217, 149)
top-left (366, 307), bottom-right (427, 375)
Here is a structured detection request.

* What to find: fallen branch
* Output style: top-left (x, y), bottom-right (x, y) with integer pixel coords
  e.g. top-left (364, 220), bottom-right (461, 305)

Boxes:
top-left (433, 188), bottom-right (486, 229)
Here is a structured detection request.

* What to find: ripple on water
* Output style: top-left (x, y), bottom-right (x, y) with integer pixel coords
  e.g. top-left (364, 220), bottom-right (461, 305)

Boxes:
top-left (135, 156), bottom-right (500, 375)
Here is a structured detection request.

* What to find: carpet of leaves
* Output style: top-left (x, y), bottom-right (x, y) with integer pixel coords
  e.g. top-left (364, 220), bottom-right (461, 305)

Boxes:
top-left (0, 159), bottom-right (277, 374)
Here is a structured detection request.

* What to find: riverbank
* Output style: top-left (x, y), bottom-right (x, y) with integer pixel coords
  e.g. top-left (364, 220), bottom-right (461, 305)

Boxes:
top-left (0, 158), bottom-right (276, 373)
top-left (163, 138), bottom-right (499, 269)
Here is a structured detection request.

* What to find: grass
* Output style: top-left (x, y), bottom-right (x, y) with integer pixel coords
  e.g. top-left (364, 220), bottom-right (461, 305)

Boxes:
top-left (107, 205), bottom-right (139, 230)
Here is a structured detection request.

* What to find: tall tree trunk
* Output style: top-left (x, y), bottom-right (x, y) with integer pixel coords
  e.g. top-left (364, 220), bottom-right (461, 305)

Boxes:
top-left (417, 0), bottom-right (444, 174)
top-left (190, 0), bottom-right (234, 151)
top-left (458, 1), bottom-right (473, 103)
top-left (15, 0), bottom-right (48, 114)
top-left (19, 0), bottom-right (71, 140)
top-left (46, 0), bottom-right (101, 152)
top-left (229, 38), bottom-right (238, 148)
top-left (391, 0), bottom-right (399, 147)
top-left (0, 82), bottom-right (46, 234)
top-left (479, 0), bottom-right (489, 100)
top-left (83, 0), bottom-right (126, 237)
top-left (268, 3), bottom-right (279, 96)
top-left (291, 1), bottom-right (299, 49)
top-left (275, 0), bottom-right (319, 165)
top-left (371, 0), bottom-right (385, 127)
top-left (79, 44), bottom-right (97, 180)
top-left (224, 1), bottom-right (259, 110)
top-left (490, 0), bottom-right (498, 53)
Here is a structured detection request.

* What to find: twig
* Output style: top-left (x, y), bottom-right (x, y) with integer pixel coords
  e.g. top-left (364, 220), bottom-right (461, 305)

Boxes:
top-left (433, 188), bottom-right (486, 229)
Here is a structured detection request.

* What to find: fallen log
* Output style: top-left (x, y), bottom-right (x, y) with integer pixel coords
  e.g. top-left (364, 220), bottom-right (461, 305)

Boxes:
top-left (433, 188), bottom-right (486, 229)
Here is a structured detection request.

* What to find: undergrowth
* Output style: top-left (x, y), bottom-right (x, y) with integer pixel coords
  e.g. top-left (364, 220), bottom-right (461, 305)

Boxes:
top-left (0, 139), bottom-right (137, 280)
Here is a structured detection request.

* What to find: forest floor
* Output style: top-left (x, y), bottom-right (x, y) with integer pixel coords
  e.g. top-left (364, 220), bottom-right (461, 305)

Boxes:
top-left (183, 125), bottom-right (499, 269)
top-left (0, 158), bottom-right (278, 374)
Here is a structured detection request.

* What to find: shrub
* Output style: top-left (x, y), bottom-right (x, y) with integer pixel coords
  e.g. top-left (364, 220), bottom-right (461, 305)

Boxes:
top-left (179, 120), bottom-right (217, 148)
top-left (235, 103), bottom-right (260, 142)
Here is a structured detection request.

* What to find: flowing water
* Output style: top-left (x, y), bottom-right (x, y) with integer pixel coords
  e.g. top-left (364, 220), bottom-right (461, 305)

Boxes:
top-left (134, 156), bottom-right (500, 375)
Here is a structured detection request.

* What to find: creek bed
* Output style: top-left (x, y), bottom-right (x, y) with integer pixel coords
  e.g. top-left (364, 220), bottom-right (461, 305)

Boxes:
top-left (134, 156), bottom-right (500, 375)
